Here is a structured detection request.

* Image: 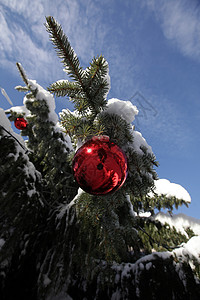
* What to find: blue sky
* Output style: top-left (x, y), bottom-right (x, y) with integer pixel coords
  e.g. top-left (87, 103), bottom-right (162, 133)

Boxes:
top-left (0, 0), bottom-right (200, 218)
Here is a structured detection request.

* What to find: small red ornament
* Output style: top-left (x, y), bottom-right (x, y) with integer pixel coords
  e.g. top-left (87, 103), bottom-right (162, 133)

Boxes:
top-left (14, 117), bottom-right (28, 130)
top-left (72, 136), bottom-right (128, 195)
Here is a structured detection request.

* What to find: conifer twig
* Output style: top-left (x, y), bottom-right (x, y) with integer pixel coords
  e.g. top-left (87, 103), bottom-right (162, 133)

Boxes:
top-left (48, 80), bottom-right (82, 97)
top-left (45, 16), bottom-right (84, 88)
top-left (16, 62), bottom-right (29, 86)
top-left (138, 225), bottom-right (182, 251)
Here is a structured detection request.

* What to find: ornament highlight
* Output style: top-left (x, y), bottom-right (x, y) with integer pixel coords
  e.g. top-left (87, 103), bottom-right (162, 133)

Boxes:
top-left (14, 117), bottom-right (28, 130)
top-left (72, 136), bottom-right (128, 195)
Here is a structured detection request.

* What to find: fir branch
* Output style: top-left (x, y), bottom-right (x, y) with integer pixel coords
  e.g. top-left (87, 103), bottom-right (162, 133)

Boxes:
top-left (86, 55), bottom-right (108, 89)
top-left (48, 80), bottom-right (82, 98)
top-left (71, 96), bottom-right (89, 113)
top-left (60, 111), bottom-right (81, 136)
top-left (76, 123), bottom-right (93, 139)
top-left (45, 17), bottom-right (109, 115)
top-left (147, 193), bottom-right (189, 213)
top-left (15, 85), bottom-right (30, 92)
top-left (84, 55), bottom-right (110, 110)
top-left (45, 16), bottom-right (84, 87)
top-left (137, 217), bottom-right (189, 252)
top-left (90, 79), bottom-right (109, 105)
top-left (98, 112), bottom-right (133, 146)
top-left (16, 62), bottom-right (29, 86)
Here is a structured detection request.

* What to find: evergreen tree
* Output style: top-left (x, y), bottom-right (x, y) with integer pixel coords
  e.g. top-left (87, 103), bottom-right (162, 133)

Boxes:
top-left (0, 16), bottom-right (200, 299)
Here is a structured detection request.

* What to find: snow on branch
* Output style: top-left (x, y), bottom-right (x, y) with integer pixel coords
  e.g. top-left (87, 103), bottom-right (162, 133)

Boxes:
top-left (174, 235), bottom-right (200, 263)
top-left (130, 130), bottom-right (153, 155)
top-left (154, 212), bottom-right (200, 236)
top-left (0, 108), bottom-right (40, 194)
top-left (106, 98), bottom-right (138, 123)
top-left (149, 179), bottom-right (191, 203)
top-left (27, 79), bottom-right (59, 124)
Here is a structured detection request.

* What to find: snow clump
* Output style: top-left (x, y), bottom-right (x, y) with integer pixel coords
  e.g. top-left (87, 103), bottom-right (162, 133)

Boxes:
top-left (150, 179), bottom-right (191, 203)
top-left (106, 98), bottom-right (138, 123)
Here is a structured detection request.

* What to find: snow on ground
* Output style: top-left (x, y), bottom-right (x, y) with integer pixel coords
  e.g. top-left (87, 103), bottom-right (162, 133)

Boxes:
top-left (149, 178), bottom-right (191, 203)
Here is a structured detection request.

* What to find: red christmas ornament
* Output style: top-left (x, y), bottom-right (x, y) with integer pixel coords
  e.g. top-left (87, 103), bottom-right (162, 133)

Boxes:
top-left (72, 136), bottom-right (128, 195)
top-left (14, 117), bottom-right (28, 130)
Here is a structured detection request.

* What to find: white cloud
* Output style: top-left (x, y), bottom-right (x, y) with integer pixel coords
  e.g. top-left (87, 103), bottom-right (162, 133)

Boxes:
top-left (0, 0), bottom-right (195, 155)
top-left (0, 0), bottom-right (108, 83)
top-left (0, 10), bottom-right (54, 82)
top-left (131, 92), bottom-right (194, 156)
top-left (0, 11), bottom-right (15, 53)
top-left (2, 0), bottom-right (44, 23)
top-left (144, 0), bottom-right (200, 61)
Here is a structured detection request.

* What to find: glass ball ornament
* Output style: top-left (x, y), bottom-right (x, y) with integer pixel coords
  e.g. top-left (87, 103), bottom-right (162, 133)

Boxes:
top-left (72, 136), bottom-right (128, 195)
top-left (14, 117), bottom-right (28, 130)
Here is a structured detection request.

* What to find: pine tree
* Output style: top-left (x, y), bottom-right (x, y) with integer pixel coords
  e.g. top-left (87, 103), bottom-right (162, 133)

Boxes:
top-left (0, 16), bottom-right (200, 300)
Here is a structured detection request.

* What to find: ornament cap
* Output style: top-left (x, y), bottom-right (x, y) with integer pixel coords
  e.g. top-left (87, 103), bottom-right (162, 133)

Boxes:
top-left (92, 135), bottom-right (109, 142)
